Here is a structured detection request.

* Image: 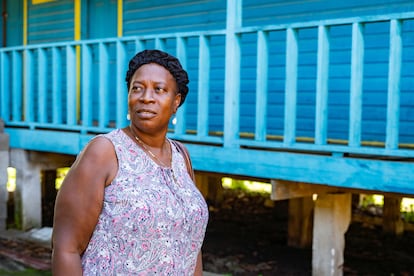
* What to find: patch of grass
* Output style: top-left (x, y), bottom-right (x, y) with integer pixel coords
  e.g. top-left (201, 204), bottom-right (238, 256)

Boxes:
top-left (0, 269), bottom-right (51, 276)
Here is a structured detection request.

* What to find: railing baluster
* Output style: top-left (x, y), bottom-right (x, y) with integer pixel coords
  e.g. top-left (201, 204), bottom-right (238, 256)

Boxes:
top-left (386, 19), bottom-right (402, 150)
top-left (224, 0), bottom-right (241, 147)
top-left (174, 36), bottom-right (187, 135)
top-left (255, 30), bottom-right (268, 142)
top-left (116, 41), bottom-right (128, 128)
top-left (52, 47), bottom-right (62, 124)
top-left (349, 22), bottom-right (364, 147)
top-left (284, 28), bottom-right (298, 146)
top-left (99, 42), bottom-right (109, 128)
top-left (66, 45), bottom-right (77, 126)
top-left (38, 48), bottom-right (47, 124)
top-left (81, 44), bottom-right (93, 129)
top-left (197, 35), bottom-right (210, 138)
top-left (0, 52), bottom-right (10, 120)
top-left (24, 49), bottom-right (34, 124)
top-left (315, 25), bottom-right (330, 145)
top-left (135, 39), bottom-right (144, 54)
top-left (155, 38), bottom-right (166, 51)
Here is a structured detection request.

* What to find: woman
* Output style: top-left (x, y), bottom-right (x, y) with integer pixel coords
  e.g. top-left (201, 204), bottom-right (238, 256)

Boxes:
top-left (52, 49), bottom-right (209, 275)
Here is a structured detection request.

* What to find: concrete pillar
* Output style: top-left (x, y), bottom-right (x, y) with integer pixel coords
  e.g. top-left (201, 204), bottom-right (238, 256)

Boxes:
top-left (312, 193), bottom-right (351, 276)
top-left (383, 195), bottom-right (404, 235)
top-left (0, 120), bottom-right (10, 230)
top-left (288, 196), bottom-right (314, 248)
top-left (10, 149), bottom-right (42, 230)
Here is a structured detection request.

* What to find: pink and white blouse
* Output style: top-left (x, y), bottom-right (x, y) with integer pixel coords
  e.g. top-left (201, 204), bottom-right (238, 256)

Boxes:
top-left (81, 129), bottom-right (209, 275)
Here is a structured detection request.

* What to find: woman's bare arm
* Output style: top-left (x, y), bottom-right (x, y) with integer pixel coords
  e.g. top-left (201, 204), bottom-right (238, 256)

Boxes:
top-left (52, 137), bottom-right (117, 275)
top-left (194, 250), bottom-right (203, 276)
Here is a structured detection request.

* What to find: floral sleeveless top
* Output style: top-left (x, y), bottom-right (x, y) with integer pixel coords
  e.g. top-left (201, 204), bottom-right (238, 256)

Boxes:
top-left (81, 129), bottom-right (209, 275)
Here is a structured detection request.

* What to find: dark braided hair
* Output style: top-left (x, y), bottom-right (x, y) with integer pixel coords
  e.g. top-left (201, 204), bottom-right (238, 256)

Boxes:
top-left (125, 49), bottom-right (189, 107)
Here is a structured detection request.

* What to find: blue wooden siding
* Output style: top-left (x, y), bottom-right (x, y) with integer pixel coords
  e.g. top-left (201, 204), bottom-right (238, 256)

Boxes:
top-left (1, 1), bottom-right (414, 195)
top-left (4, 0), bottom-right (23, 46)
top-left (123, 0), bottom-right (227, 36)
top-left (27, 0), bottom-right (73, 44)
top-left (242, 0), bottom-right (414, 27)
top-left (86, 0), bottom-right (117, 39)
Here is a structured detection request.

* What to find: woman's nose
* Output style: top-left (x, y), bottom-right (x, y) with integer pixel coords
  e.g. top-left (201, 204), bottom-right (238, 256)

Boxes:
top-left (139, 88), bottom-right (155, 101)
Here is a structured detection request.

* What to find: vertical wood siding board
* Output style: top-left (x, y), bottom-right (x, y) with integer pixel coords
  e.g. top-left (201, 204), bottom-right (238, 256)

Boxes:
top-left (283, 28), bottom-right (298, 146)
top-left (197, 35), bottom-right (210, 137)
top-left (25, 49), bottom-right (34, 123)
top-left (255, 30), bottom-right (268, 142)
top-left (81, 44), bottom-right (92, 127)
top-left (349, 22), bottom-right (364, 147)
top-left (315, 25), bottom-right (330, 145)
top-left (386, 19), bottom-right (402, 150)
top-left (52, 47), bottom-right (62, 125)
top-left (98, 42), bottom-right (109, 128)
top-left (224, 0), bottom-right (242, 147)
top-left (0, 52), bottom-right (10, 120)
top-left (116, 41), bottom-right (128, 128)
top-left (175, 36), bottom-right (187, 135)
top-left (38, 48), bottom-right (47, 123)
top-left (66, 45), bottom-right (76, 126)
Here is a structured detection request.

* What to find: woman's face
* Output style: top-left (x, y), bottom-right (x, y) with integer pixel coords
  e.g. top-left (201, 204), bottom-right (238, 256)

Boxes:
top-left (128, 63), bottom-right (181, 134)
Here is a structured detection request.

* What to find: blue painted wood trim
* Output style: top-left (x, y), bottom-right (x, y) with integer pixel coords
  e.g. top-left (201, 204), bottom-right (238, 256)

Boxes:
top-left (174, 37), bottom-right (187, 135)
top-left (52, 47), bottom-right (62, 124)
top-left (197, 35), bottom-right (210, 138)
top-left (6, 128), bottom-right (92, 155)
top-left (284, 28), bottom-right (298, 145)
top-left (224, 0), bottom-right (241, 147)
top-left (66, 45), bottom-right (77, 126)
top-left (315, 25), bottom-right (329, 145)
top-left (255, 31), bottom-right (268, 142)
top-left (186, 143), bottom-right (414, 195)
top-left (24, 49), bottom-right (34, 125)
top-left (81, 43), bottom-right (92, 130)
top-left (37, 48), bottom-right (47, 123)
top-left (0, 52), bottom-right (10, 119)
top-left (349, 23), bottom-right (364, 147)
top-left (116, 41), bottom-right (128, 128)
top-left (386, 19), bottom-right (402, 150)
top-left (12, 51), bottom-right (22, 123)
top-left (98, 42), bottom-right (109, 128)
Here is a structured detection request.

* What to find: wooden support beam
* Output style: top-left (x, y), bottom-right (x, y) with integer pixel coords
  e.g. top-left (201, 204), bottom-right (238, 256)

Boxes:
top-left (271, 180), bottom-right (343, 201)
top-left (288, 197), bottom-right (314, 248)
top-left (312, 193), bottom-right (351, 276)
top-left (383, 195), bottom-right (404, 235)
top-left (194, 174), bottom-right (223, 205)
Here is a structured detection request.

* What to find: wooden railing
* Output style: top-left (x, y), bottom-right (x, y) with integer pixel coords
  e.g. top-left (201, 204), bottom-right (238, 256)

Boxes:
top-left (1, 11), bottom-right (414, 159)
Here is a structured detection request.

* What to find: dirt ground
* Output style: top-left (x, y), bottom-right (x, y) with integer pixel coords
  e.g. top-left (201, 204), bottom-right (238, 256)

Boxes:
top-left (1, 189), bottom-right (414, 275)
top-left (202, 189), bottom-right (414, 276)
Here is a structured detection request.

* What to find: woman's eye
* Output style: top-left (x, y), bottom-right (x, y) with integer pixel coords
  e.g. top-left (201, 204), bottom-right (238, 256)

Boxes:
top-left (156, 87), bottom-right (166, 93)
top-left (131, 86), bottom-right (142, 92)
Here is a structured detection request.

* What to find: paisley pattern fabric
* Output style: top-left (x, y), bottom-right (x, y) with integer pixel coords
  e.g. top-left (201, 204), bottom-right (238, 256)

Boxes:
top-left (81, 129), bottom-right (209, 275)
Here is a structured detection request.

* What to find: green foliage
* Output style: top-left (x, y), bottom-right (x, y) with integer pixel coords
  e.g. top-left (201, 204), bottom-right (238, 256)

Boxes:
top-left (402, 204), bottom-right (414, 223)
top-left (0, 269), bottom-right (51, 276)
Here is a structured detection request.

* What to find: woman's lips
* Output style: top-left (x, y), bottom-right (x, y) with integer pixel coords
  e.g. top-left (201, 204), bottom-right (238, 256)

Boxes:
top-left (136, 110), bottom-right (156, 119)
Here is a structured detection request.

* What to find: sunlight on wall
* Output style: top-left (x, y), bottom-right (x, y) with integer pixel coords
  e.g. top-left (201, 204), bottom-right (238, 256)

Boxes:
top-left (361, 194), bottom-right (414, 212)
top-left (55, 167), bottom-right (70, 190)
top-left (6, 167), bottom-right (16, 192)
top-left (222, 177), bottom-right (271, 194)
